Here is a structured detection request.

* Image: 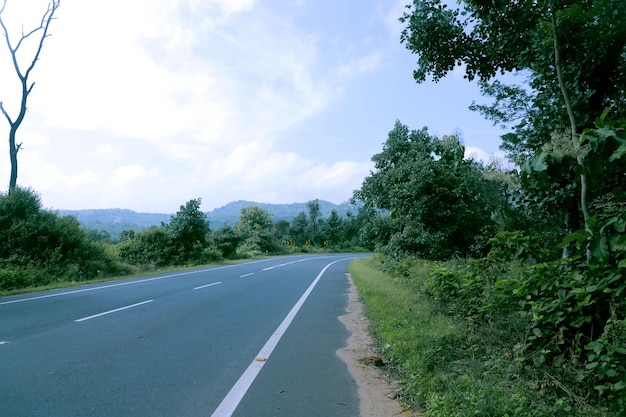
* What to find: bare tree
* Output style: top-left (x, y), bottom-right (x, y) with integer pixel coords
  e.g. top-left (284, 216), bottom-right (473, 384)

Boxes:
top-left (0, 0), bottom-right (60, 193)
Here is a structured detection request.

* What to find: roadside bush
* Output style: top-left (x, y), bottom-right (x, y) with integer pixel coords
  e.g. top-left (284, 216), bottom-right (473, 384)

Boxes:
top-left (211, 226), bottom-right (241, 259)
top-left (515, 258), bottom-right (626, 411)
top-left (0, 187), bottom-right (121, 290)
top-left (118, 226), bottom-right (175, 266)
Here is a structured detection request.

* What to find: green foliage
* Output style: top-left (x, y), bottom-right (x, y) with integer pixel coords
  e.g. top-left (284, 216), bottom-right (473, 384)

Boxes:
top-left (289, 211), bottom-right (308, 246)
top-left (513, 258), bottom-right (625, 410)
top-left (234, 205), bottom-right (275, 253)
top-left (118, 226), bottom-right (175, 267)
top-left (486, 231), bottom-right (549, 264)
top-left (0, 187), bottom-right (121, 290)
top-left (211, 225), bottom-right (241, 259)
top-left (401, 0), bottom-right (626, 161)
top-left (118, 198), bottom-right (218, 266)
top-left (358, 227), bottom-right (625, 414)
top-left (349, 257), bottom-right (597, 417)
top-left (355, 121), bottom-right (497, 259)
top-left (168, 198), bottom-right (210, 251)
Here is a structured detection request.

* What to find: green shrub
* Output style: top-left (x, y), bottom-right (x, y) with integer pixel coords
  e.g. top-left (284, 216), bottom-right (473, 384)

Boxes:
top-left (0, 187), bottom-right (121, 290)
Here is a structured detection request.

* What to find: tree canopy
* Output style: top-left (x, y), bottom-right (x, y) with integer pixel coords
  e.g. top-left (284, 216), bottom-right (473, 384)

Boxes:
top-left (400, 0), bottom-right (626, 160)
top-left (355, 121), bottom-right (496, 259)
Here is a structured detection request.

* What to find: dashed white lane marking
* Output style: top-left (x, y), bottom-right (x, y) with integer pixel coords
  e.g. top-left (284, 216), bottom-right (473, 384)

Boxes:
top-left (75, 300), bottom-right (154, 322)
top-left (239, 273), bottom-right (255, 278)
top-left (194, 282), bottom-right (222, 290)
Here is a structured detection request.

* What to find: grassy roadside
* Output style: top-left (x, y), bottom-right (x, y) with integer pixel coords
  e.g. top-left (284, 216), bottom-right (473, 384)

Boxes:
top-left (348, 256), bottom-right (607, 417)
top-left (0, 257), bottom-right (264, 298)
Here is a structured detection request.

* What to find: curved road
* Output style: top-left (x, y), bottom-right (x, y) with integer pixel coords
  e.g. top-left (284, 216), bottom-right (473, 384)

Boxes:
top-left (0, 254), bottom-right (368, 417)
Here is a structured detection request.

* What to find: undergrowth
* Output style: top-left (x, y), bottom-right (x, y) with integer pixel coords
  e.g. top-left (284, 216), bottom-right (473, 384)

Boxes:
top-left (349, 254), bottom-right (620, 417)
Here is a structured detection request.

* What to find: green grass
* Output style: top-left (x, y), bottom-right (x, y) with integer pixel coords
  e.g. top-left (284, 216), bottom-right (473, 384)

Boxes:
top-left (348, 256), bottom-right (610, 417)
top-left (0, 257), bottom-right (261, 297)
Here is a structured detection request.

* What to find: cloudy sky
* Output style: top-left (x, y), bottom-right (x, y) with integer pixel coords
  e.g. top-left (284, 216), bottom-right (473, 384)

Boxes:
top-left (0, 0), bottom-right (506, 213)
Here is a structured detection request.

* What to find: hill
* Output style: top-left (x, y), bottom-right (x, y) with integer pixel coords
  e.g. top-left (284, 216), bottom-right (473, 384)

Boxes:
top-left (55, 200), bottom-right (360, 240)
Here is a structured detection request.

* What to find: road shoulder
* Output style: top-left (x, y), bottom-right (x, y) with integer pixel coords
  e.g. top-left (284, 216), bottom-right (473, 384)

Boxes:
top-left (337, 273), bottom-right (423, 417)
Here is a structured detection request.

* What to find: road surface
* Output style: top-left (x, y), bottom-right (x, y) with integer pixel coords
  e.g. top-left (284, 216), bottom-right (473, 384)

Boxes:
top-left (0, 254), bottom-right (367, 417)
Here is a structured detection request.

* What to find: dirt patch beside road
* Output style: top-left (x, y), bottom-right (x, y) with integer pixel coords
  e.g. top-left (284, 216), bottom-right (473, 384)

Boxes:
top-left (337, 273), bottom-right (423, 417)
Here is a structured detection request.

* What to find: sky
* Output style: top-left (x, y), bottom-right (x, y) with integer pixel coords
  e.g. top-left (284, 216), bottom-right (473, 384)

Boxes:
top-left (0, 0), bottom-right (508, 214)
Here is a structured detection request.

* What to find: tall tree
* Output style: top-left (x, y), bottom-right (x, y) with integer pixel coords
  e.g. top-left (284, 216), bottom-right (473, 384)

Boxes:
top-left (289, 211), bottom-right (308, 245)
top-left (355, 121), bottom-right (495, 259)
top-left (325, 209), bottom-right (343, 246)
top-left (168, 198), bottom-right (209, 251)
top-left (307, 199), bottom-right (321, 244)
top-left (234, 205), bottom-right (274, 252)
top-left (0, 0), bottom-right (60, 192)
top-left (400, 0), bottom-right (626, 236)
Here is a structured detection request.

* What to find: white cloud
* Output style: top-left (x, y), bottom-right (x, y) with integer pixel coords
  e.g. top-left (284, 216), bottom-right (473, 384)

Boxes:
top-left (465, 146), bottom-right (507, 165)
top-left (3, 0), bottom-right (482, 213)
top-left (383, 0), bottom-right (409, 37)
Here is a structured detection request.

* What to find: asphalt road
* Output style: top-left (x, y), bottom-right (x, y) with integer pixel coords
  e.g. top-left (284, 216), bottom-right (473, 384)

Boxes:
top-left (0, 254), bottom-right (368, 417)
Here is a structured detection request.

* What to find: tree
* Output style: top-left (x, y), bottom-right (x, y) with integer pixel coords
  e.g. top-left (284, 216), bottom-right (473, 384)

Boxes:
top-left (210, 225), bottom-right (241, 259)
top-left (307, 199), bottom-right (321, 244)
top-left (168, 198), bottom-right (209, 251)
top-left (400, 0), bottom-right (626, 251)
top-left (325, 209), bottom-right (343, 246)
top-left (355, 121), bottom-right (495, 259)
top-left (0, 187), bottom-right (119, 289)
top-left (0, 0), bottom-right (60, 192)
top-left (273, 219), bottom-right (290, 243)
top-left (289, 211), bottom-right (308, 246)
top-left (234, 205), bottom-right (274, 252)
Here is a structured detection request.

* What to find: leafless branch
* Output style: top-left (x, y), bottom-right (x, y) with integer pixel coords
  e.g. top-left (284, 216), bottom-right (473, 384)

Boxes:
top-left (0, 0), bottom-right (60, 191)
top-left (0, 101), bottom-right (11, 124)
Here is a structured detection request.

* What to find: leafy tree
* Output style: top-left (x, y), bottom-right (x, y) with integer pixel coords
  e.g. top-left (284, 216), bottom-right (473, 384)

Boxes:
top-left (0, 0), bottom-right (60, 191)
top-left (118, 226), bottom-right (174, 267)
top-left (325, 209), bottom-right (343, 246)
top-left (168, 198), bottom-right (209, 251)
top-left (0, 187), bottom-right (119, 289)
top-left (234, 205), bottom-right (275, 252)
top-left (119, 229), bottom-right (135, 243)
top-left (289, 211), bottom-right (308, 246)
top-left (210, 225), bottom-right (240, 259)
top-left (273, 219), bottom-right (290, 243)
top-left (400, 0), bottom-right (626, 236)
top-left (307, 199), bottom-right (322, 244)
top-left (355, 121), bottom-right (495, 259)
top-left (84, 229), bottom-right (112, 243)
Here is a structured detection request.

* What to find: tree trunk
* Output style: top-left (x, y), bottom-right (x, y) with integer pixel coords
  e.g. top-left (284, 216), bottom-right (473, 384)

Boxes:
top-left (551, 5), bottom-right (591, 261)
top-left (8, 126), bottom-right (17, 193)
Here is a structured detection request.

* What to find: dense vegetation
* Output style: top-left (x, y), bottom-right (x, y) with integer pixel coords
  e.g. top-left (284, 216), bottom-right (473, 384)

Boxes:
top-left (0, 190), bottom-right (371, 293)
top-left (56, 200), bottom-right (358, 241)
top-left (346, 0), bottom-right (625, 415)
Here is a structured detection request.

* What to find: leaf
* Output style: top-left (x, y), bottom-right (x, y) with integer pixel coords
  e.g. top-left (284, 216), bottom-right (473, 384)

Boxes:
top-left (611, 234), bottom-right (626, 251)
top-left (558, 229), bottom-right (589, 248)
top-left (609, 141), bottom-right (626, 161)
top-left (593, 127), bottom-right (616, 140)
top-left (613, 380), bottom-right (626, 391)
top-left (590, 236), bottom-right (609, 262)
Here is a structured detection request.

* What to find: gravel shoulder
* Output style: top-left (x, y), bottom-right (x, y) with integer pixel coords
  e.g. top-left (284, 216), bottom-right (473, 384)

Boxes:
top-left (337, 273), bottom-right (424, 417)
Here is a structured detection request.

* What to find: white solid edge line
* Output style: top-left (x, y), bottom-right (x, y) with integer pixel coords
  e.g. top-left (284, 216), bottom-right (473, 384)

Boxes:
top-left (194, 282), bottom-right (222, 290)
top-left (74, 299), bottom-right (154, 322)
top-left (0, 257), bottom-right (286, 306)
top-left (209, 258), bottom-right (349, 417)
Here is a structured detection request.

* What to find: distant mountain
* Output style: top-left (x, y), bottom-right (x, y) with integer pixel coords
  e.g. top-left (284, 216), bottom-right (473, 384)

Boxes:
top-left (207, 200), bottom-right (359, 227)
top-left (55, 200), bottom-right (360, 240)
top-left (55, 209), bottom-right (171, 239)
